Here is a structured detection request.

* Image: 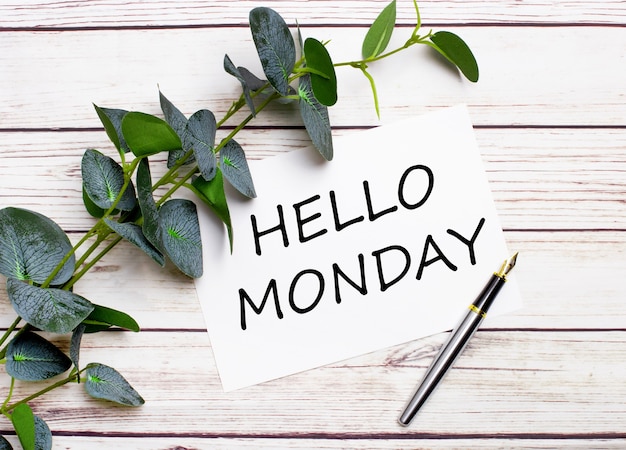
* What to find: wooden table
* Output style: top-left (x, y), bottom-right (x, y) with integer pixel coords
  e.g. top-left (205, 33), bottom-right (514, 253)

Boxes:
top-left (1, 1), bottom-right (625, 448)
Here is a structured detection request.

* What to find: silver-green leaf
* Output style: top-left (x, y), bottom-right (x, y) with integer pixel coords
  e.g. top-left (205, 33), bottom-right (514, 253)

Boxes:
top-left (33, 415), bottom-right (52, 450)
top-left (158, 199), bottom-right (203, 278)
top-left (84, 363), bottom-right (145, 406)
top-left (224, 54), bottom-right (258, 116)
top-left (94, 105), bottom-right (130, 155)
top-left (82, 149), bottom-right (137, 211)
top-left (183, 109), bottom-right (217, 181)
top-left (299, 74), bottom-right (333, 161)
top-left (0, 434), bottom-right (12, 449)
top-left (136, 158), bottom-right (161, 250)
top-left (159, 90), bottom-right (194, 168)
top-left (6, 331), bottom-right (72, 381)
top-left (0, 207), bottom-right (75, 285)
top-left (249, 7), bottom-right (296, 96)
top-left (7, 278), bottom-right (94, 334)
top-left (104, 219), bottom-right (165, 267)
top-left (220, 139), bottom-right (256, 198)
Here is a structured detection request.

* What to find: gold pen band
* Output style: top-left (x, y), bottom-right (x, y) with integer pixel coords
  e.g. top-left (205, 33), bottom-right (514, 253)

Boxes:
top-left (468, 304), bottom-right (487, 318)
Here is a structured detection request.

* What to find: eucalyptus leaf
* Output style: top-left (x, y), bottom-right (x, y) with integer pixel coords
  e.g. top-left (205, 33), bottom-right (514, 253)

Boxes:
top-left (191, 170), bottom-right (233, 251)
top-left (183, 109), bottom-right (217, 181)
top-left (303, 38), bottom-right (337, 106)
top-left (224, 54), bottom-right (258, 116)
top-left (84, 363), bottom-right (145, 406)
top-left (6, 331), bottom-right (72, 381)
top-left (104, 219), bottom-right (165, 267)
top-left (158, 199), bottom-right (203, 278)
top-left (159, 90), bottom-right (195, 168)
top-left (429, 31), bottom-right (479, 82)
top-left (220, 139), bottom-right (256, 198)
top-left (136, 158), bottom-right (161, 250)
top-left (7, 278), bottom-right (94, 334)
top-left (83, 304), bottom-right (140, 333)
top-left (33, 416), bottom-right (52, 450)
top-left (70, 324), bottom-right (85, 373)
top-left (158, 90), bottom-right (187, 137)
top-left (0, 434), bottom-right (12, 450)
top-left (249, 7), bottom-right (296, 96)
top-left (122, 111), bottom-right (182, 157)
top-left (0, 207), bottom-right (75, 285)
top-left (93, 104), bottom-right (130, 154)
top-left (82, 186), bottom-right (106, 218)
top-left (81, 149), bottom-right (137, 211)
top-left (362, 0), bottom-right (396, 59)
top-left (11, 404), bottom-right (34, 450)
top-left (298, 74), bottom-right (333, 161)
top-left (238, 66), bottom-right (267, 91)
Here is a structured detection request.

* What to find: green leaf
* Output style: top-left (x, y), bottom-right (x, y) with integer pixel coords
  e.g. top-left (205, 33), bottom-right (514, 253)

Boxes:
top-left (0, 434), bottom-right (13, 450)
top-left (191, 169), bottom-right (233, 251)
top-left (6, 331), bottom-right (72, 381)
top-left (303, 38), bottom-right (337, 107)
top-left (81, 149), bottom-right (137, 211)
top-left (0, 207), bottom-right (75, 285)
top-left (429, 31), bottom-right (479, 82)
top-left (136, 158), bottom-right (161, 250)
top-left (183, 109), bottom-right (217, 181)
top-left (362, 0), bottom-right (396, 59)
top-left (224, 54), bottom-right (258, 116)
top-left (121, 112), bottom-right (182, 157)
top-left (249, 7), bottom-right (296, 96)
top-left (84, 363), bottom-right (145, 406)
top-left (93, 105), bottom-right (130, 155)
top-left (104, 219), bottom-right (165, 267)
top-left (7, 278), bottom-right (94, 334)
top-left (158, 199), bottom-right (203, 278)
top-left (83, 304), bottom-right (140, 333)
top-left (220, 139), bottom-right (256, 198)
top-left (11, 404), bottom-right (35, 450)
top-left (298, 75), bottom-right (334, 161)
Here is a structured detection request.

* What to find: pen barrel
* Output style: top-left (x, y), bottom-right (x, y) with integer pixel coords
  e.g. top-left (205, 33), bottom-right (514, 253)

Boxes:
top-left (399, 274), bottom-right (506, 426)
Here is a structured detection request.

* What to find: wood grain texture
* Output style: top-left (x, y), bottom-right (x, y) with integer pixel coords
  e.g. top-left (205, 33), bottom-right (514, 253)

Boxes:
top-left (2, 0), bottom-right (625, 28)
top-left (1, 27), bottom-right (626, 129)
top-left (0, 0), bottom-right (625, 448)
top-left (1, 128), bottom-right (625, 231)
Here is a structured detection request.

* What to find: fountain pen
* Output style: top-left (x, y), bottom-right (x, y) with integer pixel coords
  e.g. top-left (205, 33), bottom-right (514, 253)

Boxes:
top-left (399, 252), bottom-right (519, 426)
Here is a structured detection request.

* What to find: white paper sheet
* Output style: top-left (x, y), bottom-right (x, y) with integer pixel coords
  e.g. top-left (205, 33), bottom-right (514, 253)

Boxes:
top-left (194, 105), bottom-right (522, 391)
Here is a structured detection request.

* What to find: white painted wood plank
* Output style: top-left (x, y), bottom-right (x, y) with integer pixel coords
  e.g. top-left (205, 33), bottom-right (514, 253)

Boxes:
top-left (1, 27), bottom-right (625, 128)
top-left (1, 0), bottom-right (625, 27)
top-left (1, 330), bottom-right (624, 436)
top-left (9, 436), bottom-right (626, 450)
top-left (2, 128), bottom-right (625, 231)
top-left (0, 230), bottom-right (623, 330)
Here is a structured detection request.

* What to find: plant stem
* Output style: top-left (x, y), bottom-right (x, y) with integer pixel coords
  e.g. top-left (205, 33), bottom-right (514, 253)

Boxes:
top-left (0, 317), bottom-right (21, 350)
top-left (64, 235), bottom-right (123, 291)
top-left (4, 372), bottom-right (81, 413)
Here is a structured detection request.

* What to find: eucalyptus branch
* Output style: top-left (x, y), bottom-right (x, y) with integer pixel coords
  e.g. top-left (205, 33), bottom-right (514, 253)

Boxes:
top-left (0, 2), bottom-right (479, 446)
